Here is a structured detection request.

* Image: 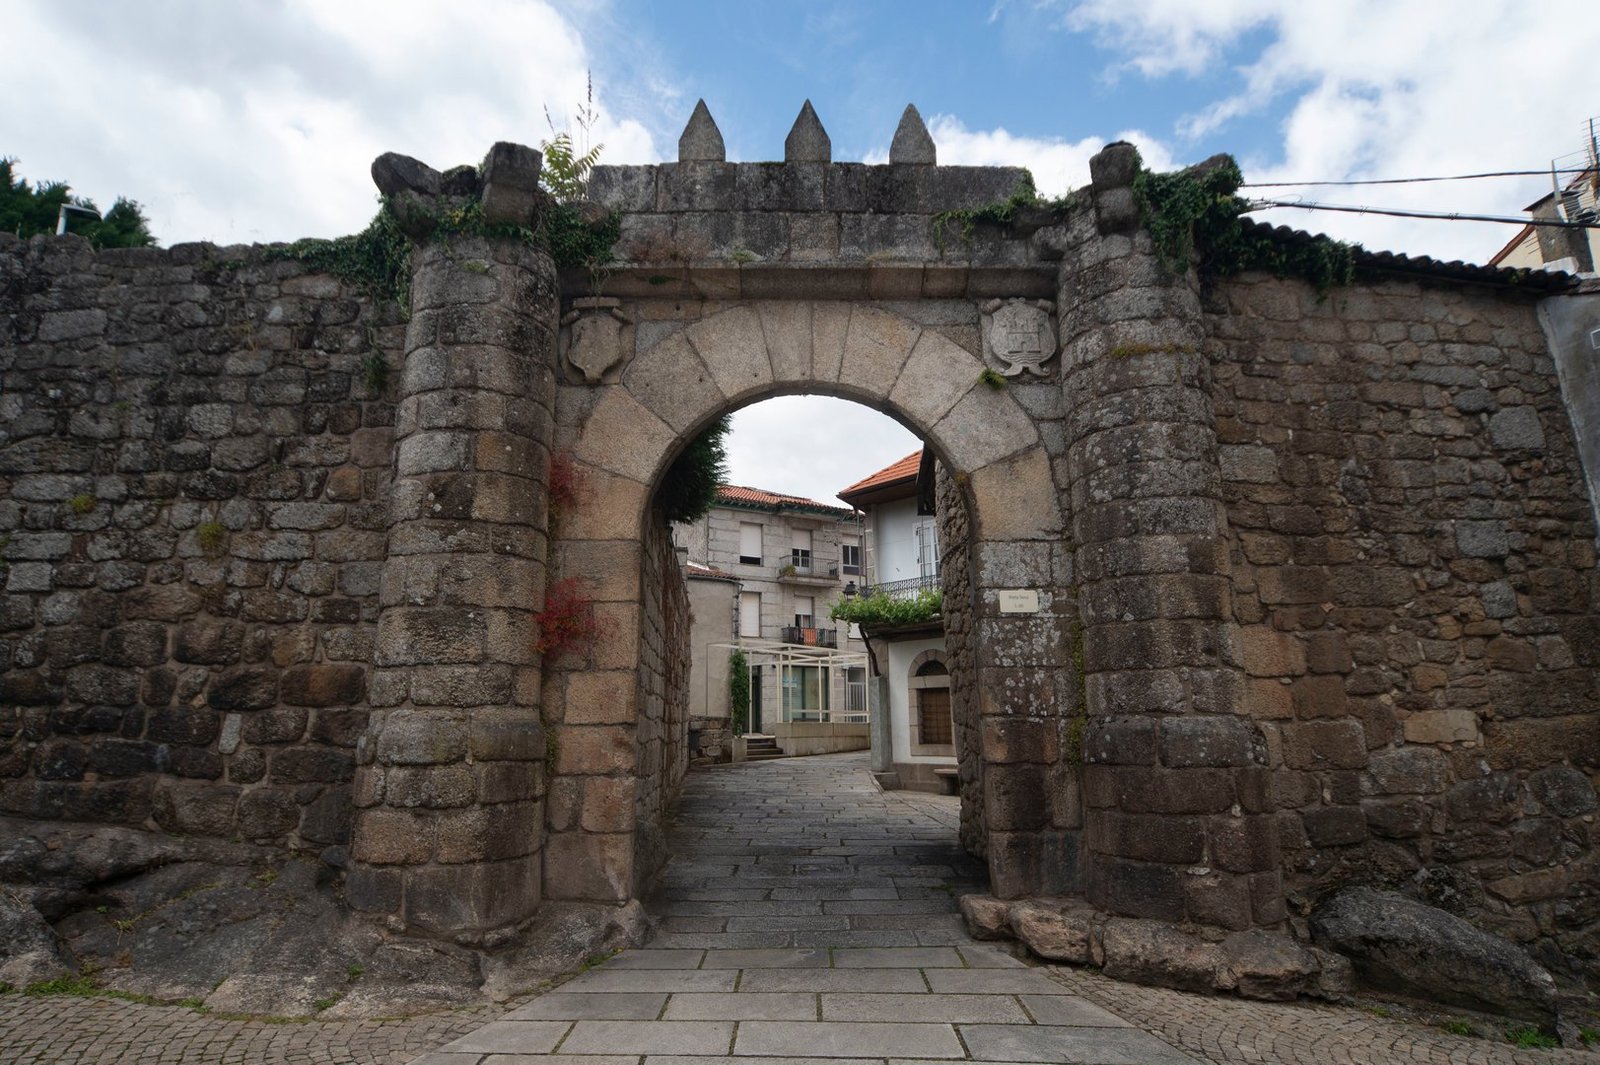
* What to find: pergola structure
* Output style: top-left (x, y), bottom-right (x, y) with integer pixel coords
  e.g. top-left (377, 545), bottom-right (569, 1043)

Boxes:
top-left (709, 638), bottom-right (871, 725)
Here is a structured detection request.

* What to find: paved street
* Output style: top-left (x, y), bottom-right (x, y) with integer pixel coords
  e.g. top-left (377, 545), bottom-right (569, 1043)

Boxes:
top-left (3, 751), bottom-right (1590, 1064)
top-left (414, 751), bottom-right (1198, 1065)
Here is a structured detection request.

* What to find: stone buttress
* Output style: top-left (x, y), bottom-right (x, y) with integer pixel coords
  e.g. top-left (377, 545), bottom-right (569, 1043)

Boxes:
top-left (1060, 144), bottom-right (1282, 929)
top-left (346, 149), bottom-right (561, 936)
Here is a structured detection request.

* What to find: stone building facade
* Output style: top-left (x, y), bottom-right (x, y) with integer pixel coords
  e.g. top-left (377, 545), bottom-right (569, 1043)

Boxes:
top-left (3, 103), bottom-right (1600, 991)
top-left (674, 486), bottom-right (865, 734)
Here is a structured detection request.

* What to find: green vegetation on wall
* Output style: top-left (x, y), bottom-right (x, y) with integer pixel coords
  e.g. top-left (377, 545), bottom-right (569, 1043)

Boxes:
top-left (729, 649), bottom-right (750, 737)
top-left (265, 196), bottom-right (620, 310)
top-left (931, 172), bottom-right (1073, 251)
top-left (1131, 153), bottom-right (1356, 292)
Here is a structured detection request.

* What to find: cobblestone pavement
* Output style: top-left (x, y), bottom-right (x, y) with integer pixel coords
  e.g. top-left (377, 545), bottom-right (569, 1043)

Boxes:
top-left (4, 752), bottom-right (1589, 1064)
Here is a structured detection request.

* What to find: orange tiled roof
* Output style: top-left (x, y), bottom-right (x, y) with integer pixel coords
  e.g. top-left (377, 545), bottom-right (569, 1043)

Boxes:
top-left (686, 561), bottom-right (739, 581)
top-left (715, 484), bottom-right (853, 516)
top-left (838, 449), bottom-right (922, 499)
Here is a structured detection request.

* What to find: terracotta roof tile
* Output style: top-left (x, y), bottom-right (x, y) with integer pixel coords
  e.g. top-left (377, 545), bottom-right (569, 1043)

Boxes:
top-left (838, 449), bottom-right (923, 500)
top-left (1239, 217), bottom-right (1575, 292)
top-left (715, 484), bottom-right (853, 516)
top-left (686, 561), bottom-right (739, 581)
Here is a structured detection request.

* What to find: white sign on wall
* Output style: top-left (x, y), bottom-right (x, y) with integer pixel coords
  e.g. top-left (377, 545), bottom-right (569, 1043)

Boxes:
top-left (997, 589), bottom-right (1041, 614)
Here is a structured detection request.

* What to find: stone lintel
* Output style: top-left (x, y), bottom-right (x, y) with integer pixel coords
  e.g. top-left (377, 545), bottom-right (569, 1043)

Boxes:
top-left (560, 263), bottom-right (1055, 301)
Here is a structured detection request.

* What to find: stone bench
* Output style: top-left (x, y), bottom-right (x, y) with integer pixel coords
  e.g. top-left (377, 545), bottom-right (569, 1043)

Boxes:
top-left (934, 766), bottom-right (959, 795)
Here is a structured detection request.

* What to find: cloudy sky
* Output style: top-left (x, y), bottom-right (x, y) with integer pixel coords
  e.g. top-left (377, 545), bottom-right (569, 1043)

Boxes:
top-left (6, 0), bottom-right (1597, 504)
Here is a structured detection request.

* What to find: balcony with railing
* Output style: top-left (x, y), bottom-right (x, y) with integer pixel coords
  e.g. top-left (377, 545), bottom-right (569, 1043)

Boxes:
top-left (859, 573), bottom-right (941, 599)
top-left (775, 551), bottom-right (841, 586)
top-left (781, 625), bottom-right (838, 648)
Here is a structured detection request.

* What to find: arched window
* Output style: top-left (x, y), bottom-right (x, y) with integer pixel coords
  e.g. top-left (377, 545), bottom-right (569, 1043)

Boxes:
top-left (909, 655), bottom-right (952, 750)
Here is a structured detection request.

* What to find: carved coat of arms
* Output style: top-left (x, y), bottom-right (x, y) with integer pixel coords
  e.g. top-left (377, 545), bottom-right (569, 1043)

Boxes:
top-left (980, 298), bottom-right (1057, 376)
top-left (561, 297), bottom-right (630, 384)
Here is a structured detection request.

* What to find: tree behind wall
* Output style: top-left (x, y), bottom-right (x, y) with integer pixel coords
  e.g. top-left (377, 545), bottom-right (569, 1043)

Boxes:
top-left (2, 158), bottom-right (155, 248)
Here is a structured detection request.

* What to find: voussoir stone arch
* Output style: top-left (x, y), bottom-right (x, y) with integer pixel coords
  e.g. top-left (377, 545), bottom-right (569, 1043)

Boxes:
top-left (547, 298), bottom-right (1075, 906)
top-left (567, 300), bottom-right (1062, 544)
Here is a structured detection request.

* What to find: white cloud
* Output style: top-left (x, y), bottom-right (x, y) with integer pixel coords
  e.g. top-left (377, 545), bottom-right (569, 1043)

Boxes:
top-left (923, 116), bottom-right (1180, 198)
top-left (0, 0), bottom-right (662, 245)
top-left (1058, 0), bottom-right (1600, 263)
top-left (724, 397), bottom-right (921, 508)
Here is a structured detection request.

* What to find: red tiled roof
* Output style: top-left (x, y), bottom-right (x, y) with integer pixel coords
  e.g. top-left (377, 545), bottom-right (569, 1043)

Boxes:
top-left (837, 449), bottom-right (924, 506)
top-left (686, 561), bottom-right (739, 582)
top-left (715, 484), bottom-right (853, 517)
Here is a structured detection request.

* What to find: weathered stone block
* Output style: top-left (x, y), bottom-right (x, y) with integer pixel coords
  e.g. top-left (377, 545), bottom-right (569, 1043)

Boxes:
top-left (279, 664), bottom-right (367, 707)
top-left (543, 831), bottom-right (631, 902)
top-left (958, 893), bottom-right (1012, 940)
top-left (1102, 917), bottom-right (1230, 991)
top-left (375, 712), bottom-right (468, 766)
top-left (1282, 720), bottom-right (1367, 770)
top-left (205, 667), bottom-right (277, 711)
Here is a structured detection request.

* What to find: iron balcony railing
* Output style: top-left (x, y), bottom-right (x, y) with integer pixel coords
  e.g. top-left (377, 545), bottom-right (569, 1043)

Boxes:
top-left (781, 625), bottom-right (838, 648)
top-left (859, 574), bottom-right (941, 599)
top-left (776, 553), bottom-right (839, 580)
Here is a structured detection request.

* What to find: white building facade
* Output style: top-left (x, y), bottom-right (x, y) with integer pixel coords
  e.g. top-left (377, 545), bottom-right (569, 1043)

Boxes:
top-left (837, 450), bottom-right (957, 792)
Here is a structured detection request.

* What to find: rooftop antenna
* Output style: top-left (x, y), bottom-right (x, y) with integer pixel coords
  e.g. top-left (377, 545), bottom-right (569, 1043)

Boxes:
top-left (56, 202), bottom-right (100, 235)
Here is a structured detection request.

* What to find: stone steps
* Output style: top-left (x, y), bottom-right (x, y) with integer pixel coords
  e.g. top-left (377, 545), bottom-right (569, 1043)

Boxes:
top-left (744, 735), bottom-right (786, 761)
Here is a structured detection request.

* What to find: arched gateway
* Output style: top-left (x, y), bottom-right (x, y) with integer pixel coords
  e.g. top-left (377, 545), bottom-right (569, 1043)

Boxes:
top-left (289, 100), bottom-right (1600, 1002)
top-left (343, 106), bottom-right (1282, 940)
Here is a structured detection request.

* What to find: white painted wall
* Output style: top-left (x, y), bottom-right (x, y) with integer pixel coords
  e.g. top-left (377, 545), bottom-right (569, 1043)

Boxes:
top-left (884, 635), bottom-right (953, 765)
top-left (871, 496), bottom-right (938, 585)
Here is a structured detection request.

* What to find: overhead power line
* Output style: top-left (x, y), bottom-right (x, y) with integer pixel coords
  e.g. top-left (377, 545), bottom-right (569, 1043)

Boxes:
top-left (1246, 199), bottom-right (1600, 228)
top-left (1241, 168), bottom-right (1595, 188)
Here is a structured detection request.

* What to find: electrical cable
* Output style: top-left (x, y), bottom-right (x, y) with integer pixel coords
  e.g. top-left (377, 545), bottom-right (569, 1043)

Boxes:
top-left (1246, 199), bottom-right (1600, 228)
top-left (1241, 168), bottom-right (1595, 188)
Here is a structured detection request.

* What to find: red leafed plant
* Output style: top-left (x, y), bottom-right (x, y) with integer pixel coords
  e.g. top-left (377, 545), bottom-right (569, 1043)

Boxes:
top-left (534, 577), bottom-right (602, 657)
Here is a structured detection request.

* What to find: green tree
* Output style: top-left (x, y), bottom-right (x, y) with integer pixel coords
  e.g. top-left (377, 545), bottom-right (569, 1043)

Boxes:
top-left (1, 158), bottom-right (155, 248)
top-left (655, 415), bottom-right (730, 524)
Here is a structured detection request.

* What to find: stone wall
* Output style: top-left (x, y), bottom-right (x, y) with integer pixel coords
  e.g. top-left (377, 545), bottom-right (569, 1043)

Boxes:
top-left (1209, 272), bottom-right (1600, 975)
top-left (635, 509), bottom-right (690, 888)
top-left (937, 466), bottom-right (984, 858)
top-left (0, 232), bottom-right (399, 852)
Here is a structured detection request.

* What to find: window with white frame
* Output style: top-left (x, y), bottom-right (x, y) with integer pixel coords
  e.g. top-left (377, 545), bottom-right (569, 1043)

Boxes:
top-left (841, 540), bottom-right (861, 575)
top-left (791, 528), bottom-right (813, 572)
top-left (916, 519), bottom-right (940, 580)
top-left (739, 522), bottom-right (762, 566)
top-left (793, 595), bottom-right (814, 628)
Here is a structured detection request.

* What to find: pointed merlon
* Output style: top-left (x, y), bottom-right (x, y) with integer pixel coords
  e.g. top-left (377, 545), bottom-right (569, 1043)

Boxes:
top-left (889, 104), bottom-right (936, 165)
top-left (679, 99), bottom-right (726, 162)
top-left (785, 100), bottom-right (831, 163)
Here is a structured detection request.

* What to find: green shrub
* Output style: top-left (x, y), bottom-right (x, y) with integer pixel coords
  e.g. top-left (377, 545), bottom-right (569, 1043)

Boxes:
top-left (830, 588), bottom-right (942, 627)
top-left (1505, 1025), bottom-right (1558, 1049)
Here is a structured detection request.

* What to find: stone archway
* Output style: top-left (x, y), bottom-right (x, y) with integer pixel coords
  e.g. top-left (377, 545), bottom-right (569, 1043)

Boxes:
top-left (542, 300), bottom-right (1075, 906)
top-left (343, 131), bottom-right (1282, 945)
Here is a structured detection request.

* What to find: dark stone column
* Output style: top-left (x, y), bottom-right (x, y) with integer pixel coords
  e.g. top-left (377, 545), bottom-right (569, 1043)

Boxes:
top-left (1059, 143), bottom-right (1282, 930)
top-left (347, 227), bottom-right (559, 939)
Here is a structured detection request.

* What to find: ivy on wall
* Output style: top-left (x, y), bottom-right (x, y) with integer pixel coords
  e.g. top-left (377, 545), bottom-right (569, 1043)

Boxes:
top-left (729, 649), bottom-right (750, 737)
top-left (1131, 154), bottom-right (1357, 293)
top-left (265, 197), bottom-right (620, 309)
